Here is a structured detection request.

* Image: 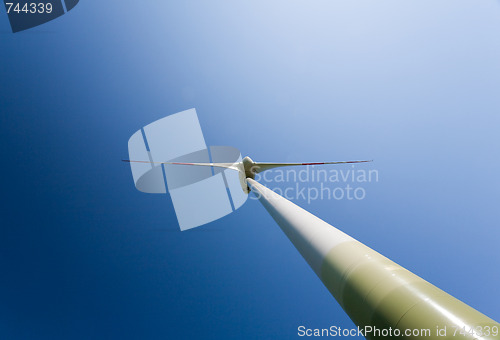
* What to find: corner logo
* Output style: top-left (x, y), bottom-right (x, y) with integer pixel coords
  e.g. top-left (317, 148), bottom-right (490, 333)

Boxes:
top-left (3, 0), bottom-right (79, 33)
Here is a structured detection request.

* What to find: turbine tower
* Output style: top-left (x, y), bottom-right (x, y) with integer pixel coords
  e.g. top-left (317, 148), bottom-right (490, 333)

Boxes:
top-left (247, 178), bottom-right (500, 340)
top-left (126, 110), bottom-right (500, 339)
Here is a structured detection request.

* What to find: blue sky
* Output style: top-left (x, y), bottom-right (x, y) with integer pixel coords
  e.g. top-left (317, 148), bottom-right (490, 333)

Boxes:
top-left (1, 1), bottom-right (499, 339)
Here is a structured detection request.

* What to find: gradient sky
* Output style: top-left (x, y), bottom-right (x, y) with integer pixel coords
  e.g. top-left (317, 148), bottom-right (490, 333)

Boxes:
top-left (1, 1), bottom-right (499, 339)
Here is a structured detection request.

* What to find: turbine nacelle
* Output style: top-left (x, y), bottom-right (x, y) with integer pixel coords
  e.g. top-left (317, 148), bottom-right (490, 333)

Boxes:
top-left (242, 156), bottom-right (257, 179)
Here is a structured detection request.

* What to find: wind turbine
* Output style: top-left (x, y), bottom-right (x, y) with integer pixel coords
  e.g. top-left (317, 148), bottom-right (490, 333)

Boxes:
top-left (124, 157), bottom-right (372, 194)
top-left (126, 109), bottom-right (500, 340)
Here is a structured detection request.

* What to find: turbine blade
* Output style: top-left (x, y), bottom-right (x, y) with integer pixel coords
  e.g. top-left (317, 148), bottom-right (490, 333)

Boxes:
top-left (122, 159), bottom-right (241, 171)
top-left (252, 160), bottom-right (373, 173)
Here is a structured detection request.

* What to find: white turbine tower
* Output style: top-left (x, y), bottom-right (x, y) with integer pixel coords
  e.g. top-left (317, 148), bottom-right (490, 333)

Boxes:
top-left (126, 109), bottom-right (500, 340)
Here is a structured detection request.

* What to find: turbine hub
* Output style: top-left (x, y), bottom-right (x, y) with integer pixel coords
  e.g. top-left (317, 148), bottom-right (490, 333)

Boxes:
top-left (242, 156), bottom-right (257, 179)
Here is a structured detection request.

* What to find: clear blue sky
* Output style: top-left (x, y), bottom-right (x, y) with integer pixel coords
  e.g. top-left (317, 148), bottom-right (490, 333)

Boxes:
top-left (1, 1), bottom-right (499, 339)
